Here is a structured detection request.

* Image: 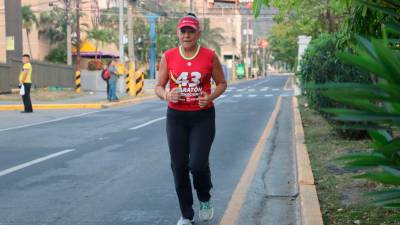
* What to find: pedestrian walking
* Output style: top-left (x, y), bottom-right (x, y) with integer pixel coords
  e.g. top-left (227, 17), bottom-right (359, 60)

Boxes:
top-left (107, 59), bottom-right (119, 102)
top-left (155, 13), bottom-right (227, 225)
top-left (19, 54), bottom-right (33, 113)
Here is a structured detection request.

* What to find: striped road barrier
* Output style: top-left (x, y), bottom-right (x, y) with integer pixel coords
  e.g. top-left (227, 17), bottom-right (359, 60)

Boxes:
top-left (135, 72), bottom-right (144, 97)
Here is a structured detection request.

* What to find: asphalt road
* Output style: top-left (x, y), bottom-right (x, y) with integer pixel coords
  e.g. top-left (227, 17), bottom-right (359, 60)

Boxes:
top-left (0, 75), bottom-right (299, 225)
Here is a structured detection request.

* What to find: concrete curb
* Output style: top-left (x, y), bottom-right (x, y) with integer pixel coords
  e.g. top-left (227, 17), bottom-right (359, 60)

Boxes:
top-left (0, 77), bottom-right (254, 111)
top-left (0, 95), bottom-right (158, 111)
top-left (292, 87), bottom-right (324, 224)
top-left (0, 103), bottom-right (104, 111)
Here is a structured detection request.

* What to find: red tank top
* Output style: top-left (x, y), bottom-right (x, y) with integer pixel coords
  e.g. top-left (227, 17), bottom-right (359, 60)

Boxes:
top-left (165, 46), bottom-right (215, 111)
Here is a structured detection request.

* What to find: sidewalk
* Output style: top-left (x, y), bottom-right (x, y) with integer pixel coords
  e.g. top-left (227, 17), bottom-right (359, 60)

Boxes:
top-left (0, 79), bottom-right (160, 110)
top-left (0, 78), bottom-right (251, 111)
top-left (0, 90), bottom-right (157, 111)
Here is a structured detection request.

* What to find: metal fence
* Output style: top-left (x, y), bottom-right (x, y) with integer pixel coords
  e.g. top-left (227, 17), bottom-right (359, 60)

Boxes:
top-left (0, 60), bottom-right (75, 93)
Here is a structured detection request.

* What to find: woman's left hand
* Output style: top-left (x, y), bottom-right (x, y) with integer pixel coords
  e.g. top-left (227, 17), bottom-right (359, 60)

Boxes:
top-left (198, 92), bottom-right (212, 108)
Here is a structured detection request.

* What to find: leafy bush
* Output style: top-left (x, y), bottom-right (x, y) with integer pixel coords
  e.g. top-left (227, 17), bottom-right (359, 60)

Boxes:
top-left (87, 59), bottom-right (103, 71)
top-left (299, 33), bottom-right (372, 139)
top-left (322, 0), bottom-right (400, 208)
top-left (45, 44), bottom-right (67, 64)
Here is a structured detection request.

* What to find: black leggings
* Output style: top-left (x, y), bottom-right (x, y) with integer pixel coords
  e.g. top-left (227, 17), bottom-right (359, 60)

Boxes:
top-left (166, 107), bottom-right (215, 220)
top-left (22, 83), bottom-right (33, 112)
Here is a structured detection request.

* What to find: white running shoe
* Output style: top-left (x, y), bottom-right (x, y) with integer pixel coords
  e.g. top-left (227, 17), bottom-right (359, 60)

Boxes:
top-left (176, 217), bottom-right (194, 225)
top-left (199, 201), bottom-right (214, 221)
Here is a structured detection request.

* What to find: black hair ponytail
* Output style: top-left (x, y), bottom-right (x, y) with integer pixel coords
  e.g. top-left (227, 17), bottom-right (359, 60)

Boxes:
top-left (186, 12), bottom-right (197, 18)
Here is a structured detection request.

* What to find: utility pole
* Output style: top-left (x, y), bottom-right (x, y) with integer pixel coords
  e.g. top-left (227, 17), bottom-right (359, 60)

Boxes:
top-left (190, 0), bottom-right (193, 12)
top-left (250, 19), bottom-right (254, 79)
top-left (254, 49), bottom-right (258, 78)
top-left (65, 0), bottom-right (72, 65)
top-left (147, 13), bottom-right (158, 80)
top-left (245, 17), bottom-right (250, 79)
top-left (4, 0), bottom-right (23, 62)
top-left (118, 0), bottom-right (126, 95)
top-left (127, 0), bottom-right (136, 65)
top-left (263, 47), bottom-right (266, 76)
top-left (75, 0), bottom-right (81, 93)
top-left (119, 0), bottom-right (124, 63)
top-left (230, 17), bottom-right (236, 81)
top-left (127, 0), bottom-right (136, 96)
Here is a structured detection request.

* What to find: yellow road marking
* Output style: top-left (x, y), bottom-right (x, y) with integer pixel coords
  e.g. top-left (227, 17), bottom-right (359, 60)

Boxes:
top-left (219, 96), bottom-right (282, 225)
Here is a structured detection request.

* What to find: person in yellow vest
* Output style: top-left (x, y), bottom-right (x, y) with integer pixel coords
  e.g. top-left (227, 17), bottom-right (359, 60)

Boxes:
top-left (19, 54), bottom-right (33, 113)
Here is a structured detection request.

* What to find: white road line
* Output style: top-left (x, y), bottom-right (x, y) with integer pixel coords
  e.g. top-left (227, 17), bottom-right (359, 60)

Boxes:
top-left (261, 88), bottom-right (269, 91)
top-left (251, 77), bottom-right (271, 87)
top-left (129, 116), bottom-right (166, 130)
top-left (0, 149), bottom-right (76, 177)
top-left (248, 95), bottom-right (257, 97)
top-left (248, 89), bottom-right (256, 92)
top-left (225, 89), bottom-right (232, 92)
top-left (237, 89), bottom-right (245, 92)
top-left (130, 95), bottom-right (229, 130)
top-left (250, 77), bottom-right (271, 87)
top-left (265, 94), bottom-right (274, 97)
top-left (233, 94), bottom-right (242, 98)
top-left (272, 88), bottom-right (280, 91)
top-left (0, 111), bottom-right (101, 133)
top-left (281, 94), bottom-right (291, 97)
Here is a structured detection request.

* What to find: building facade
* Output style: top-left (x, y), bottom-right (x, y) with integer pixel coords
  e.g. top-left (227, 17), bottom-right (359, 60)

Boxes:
top-left (0, 0), bottom-right (6, 63)
top-left (188, 0), bottom-right (276, 76)
top-left (0, 0), bottom-right (275, 74)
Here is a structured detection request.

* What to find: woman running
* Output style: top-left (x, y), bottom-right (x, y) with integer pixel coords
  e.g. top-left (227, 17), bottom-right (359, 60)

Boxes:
top-left (155, 13), bottom-right (227, 225)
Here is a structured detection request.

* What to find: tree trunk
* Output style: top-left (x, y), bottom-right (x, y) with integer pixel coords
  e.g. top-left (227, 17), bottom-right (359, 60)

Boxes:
top-left (95, 42), bottom-right (98, 60)
top-left (326, 0), bottom-right (335, 33)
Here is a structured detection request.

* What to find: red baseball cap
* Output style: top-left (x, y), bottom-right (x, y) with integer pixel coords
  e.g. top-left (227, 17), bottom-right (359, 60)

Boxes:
top-left (177, 15), bottom-right (200, 31)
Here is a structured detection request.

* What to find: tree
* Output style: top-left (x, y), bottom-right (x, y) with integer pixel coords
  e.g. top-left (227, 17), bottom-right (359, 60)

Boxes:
top-left (39, 6), bottom-right (88, 45)
top-left (86, 27), bottom-right (114, 59)
top-left (39, 6), bottom-right (88, 63)
top-left (199, 19), bottom-right (225, 55)
top-left (99, 7), bottom-right (119, 31)
top-left (39, 8), bottom-right (69, 45)
top-left (21, 5), bottom-right (38, 58)
top-left (320, 0), bottom-right (400, 208)
top-left (252, 0), bottom-right (353, 70)
top-left (267, 21), bottom-right (300, 70)
top-left (156, 18), bottom-right (179, 61)
top-left (106, 0), bottom-right (118, 9)
top-left (45, 45), bottom-right (67, 64)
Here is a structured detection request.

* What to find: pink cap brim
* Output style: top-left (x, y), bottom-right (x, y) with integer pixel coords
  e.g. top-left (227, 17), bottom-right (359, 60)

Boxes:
top-left (177, 24), bottom-right (199, 30)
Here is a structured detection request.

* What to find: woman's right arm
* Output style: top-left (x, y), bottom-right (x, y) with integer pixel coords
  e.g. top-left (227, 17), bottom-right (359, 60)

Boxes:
top-left (155, 54), bottom-right (180, 102)
top-left (155, 54), bottom-right (169, 100)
